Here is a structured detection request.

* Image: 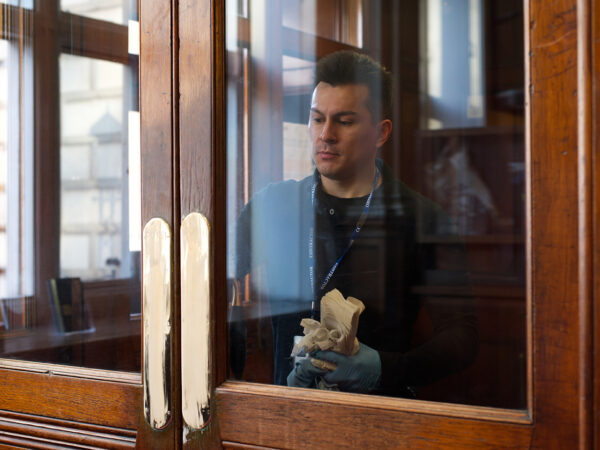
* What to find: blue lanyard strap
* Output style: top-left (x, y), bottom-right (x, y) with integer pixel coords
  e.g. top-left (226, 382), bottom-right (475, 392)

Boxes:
top-left (309, 167), bottom-right (380, 317)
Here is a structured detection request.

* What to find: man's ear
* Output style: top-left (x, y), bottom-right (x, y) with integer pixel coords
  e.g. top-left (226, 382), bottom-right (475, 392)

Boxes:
top-left (376, 119), bottom-right (393, 148)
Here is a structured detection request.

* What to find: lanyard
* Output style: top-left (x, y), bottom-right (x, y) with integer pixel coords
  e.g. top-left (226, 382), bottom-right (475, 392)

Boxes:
top-left (308, 167), bottom-right (380, 318)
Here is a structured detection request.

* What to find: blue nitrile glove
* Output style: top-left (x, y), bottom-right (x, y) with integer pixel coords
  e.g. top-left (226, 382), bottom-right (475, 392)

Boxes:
top-left (287, 357), bottom-right (329, 388)
top-left (313, 343), bottom-right (381, 393)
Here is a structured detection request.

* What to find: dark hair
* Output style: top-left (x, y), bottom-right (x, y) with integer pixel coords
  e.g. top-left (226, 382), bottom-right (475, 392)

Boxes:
top-left (315, 51), bottom-right (393, 121)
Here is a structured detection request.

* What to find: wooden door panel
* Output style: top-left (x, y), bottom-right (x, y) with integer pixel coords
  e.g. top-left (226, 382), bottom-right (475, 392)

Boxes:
top-left (0, 369), bottom-right (139, 447)
top-left (176, 0), bottom-right (592, 447)
top-left (135, 0), bottom-right (179, 447)
top-left (0, 0), bottom-right (175, 446)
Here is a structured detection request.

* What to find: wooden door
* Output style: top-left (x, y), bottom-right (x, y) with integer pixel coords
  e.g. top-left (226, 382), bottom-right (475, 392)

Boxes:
top-left (177, 0), bottom-right (599, 448)
top-left (0, 1), bottom-right (181, 447)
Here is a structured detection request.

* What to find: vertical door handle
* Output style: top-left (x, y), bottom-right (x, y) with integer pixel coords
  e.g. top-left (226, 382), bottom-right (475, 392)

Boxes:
top-left (180, 213), bottom-right (211, 429)
top-left (142, 218), bottom-right (172, 430)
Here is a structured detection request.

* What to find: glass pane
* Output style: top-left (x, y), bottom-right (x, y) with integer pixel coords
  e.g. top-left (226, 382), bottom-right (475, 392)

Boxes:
top-left (0, 1), bottom-right (141, 372)
top-left (61, 0), bottom-right (134, 26)
top-left (282, 0), bottom-right (362, 47)
top-left (226, 0), bottom-right (526, 408)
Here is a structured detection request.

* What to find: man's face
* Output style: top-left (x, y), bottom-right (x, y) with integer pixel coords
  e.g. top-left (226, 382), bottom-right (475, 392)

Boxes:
top-left (309, 82), bottom-right (388, 182)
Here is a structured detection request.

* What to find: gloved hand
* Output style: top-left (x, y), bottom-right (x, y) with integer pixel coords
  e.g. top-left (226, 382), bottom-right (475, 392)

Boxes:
top-left (287, 357), bottom-right (328, 388)
top-left (313, 342), bottom-right (381, 393)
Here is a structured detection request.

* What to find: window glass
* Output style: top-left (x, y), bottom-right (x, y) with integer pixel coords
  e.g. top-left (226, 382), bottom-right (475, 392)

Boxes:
top-left (226, 0), bottom-right (526, 408)
top-left (59, 55), bottom-right (131, 281)
top-left (61, 0), bottom-right (132, 26)
top-left (0, 41), bottom-right (7, 299)
top-left (282, 0), bottom-right (362, 47)
top-left (0, 1), bottom-right (141, 373)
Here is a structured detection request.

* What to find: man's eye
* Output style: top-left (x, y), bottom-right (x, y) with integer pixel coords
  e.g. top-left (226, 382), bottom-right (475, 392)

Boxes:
top-left (340, 120), bottom-right (353, 126)
top-left (312, 117), bottom-right (324, 123)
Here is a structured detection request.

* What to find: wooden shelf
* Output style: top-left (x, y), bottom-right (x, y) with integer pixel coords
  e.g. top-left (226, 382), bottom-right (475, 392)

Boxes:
top-left (417, 125), bottom-right (524, 138)
top-left (412, 284), bottom-right (524, 299)
top-left (419, 234), bottom-right (525, 245)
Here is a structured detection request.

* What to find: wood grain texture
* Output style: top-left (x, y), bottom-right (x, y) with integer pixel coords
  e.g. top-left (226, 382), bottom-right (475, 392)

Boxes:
top-left (218, 381), bottom-right (531, 424)
top-left (592, 0), bottom-right (600, 447)
top-left (210, 1), bottom-right (588, 448)
top-left (211, 0), bottom-right (229, 397)
top-left (0, 369), bottom-right (140, 429)
top-left (0, 413), bottom-right (135, 449)
top-left (0, 410), bottom-right (136, 437)
top-left (178, 0), bottom-right (226, 446)
top-left (577, 0), bottom-right (593, 447)
top-left (137, 0), bottom-right (178, 446)
top-left (0, 359), bottom-right (140, 383)
top-left (59, 13), bottom-right (128, 64)
top-left (222, 441), bottom-right (278, 450)
top-left (216, 387), bottom-right (532, 449)
top-left (34, 0), bottom-right (60, 331)
top-left (529, 0), bottom-right (581, 446)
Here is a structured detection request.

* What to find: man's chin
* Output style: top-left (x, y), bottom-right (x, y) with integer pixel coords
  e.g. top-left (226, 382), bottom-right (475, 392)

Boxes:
top-left (315, 164), bottom-right (342, 180)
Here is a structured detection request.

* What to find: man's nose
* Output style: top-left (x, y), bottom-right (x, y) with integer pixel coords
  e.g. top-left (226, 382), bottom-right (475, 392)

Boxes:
top-left (319, 120), bottom-right (337, 143)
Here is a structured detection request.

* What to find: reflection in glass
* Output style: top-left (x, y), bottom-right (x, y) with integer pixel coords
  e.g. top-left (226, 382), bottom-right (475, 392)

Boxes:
top-left (61, 0), bottom-right (130, 26)
top-left (60, 55), bottom-right (130, 281)
top-left (0, 1), bottom-right (141, 372)
top-left (227, 0), bottom-right (526, 408)
top-left (0, 2), bottom-right (35, 331)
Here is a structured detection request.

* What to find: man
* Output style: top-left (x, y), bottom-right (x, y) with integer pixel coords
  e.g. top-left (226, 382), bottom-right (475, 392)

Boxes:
top-left (234, 51), bottom-right (477, 397)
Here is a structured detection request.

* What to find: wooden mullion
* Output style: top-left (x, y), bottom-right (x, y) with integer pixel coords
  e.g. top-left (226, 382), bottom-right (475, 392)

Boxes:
top-left (137, 0), bottom-right (177, 447)
top-left (178, 0), bottom-right (225, 445)
top-left (34, 0), bottom-right (60, 331)
top-left (593, 0), bottom-right (600, 446)
top-left (529, 0), bottom-right (581, 445)
top-left (58, 12), bottom-right (128, 64)
top-left (0, 4), bottom-right (33, 41)
top-left (577, 0), bottom-right (593, 446)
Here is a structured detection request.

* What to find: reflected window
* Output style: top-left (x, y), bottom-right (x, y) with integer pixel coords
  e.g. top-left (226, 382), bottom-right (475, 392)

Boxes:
top-left (59, 55), bottom-right (134, 281)
top-left (0, 2), bottom-right (35, 328)
top-left (61, 0), bottom-right (130, 25)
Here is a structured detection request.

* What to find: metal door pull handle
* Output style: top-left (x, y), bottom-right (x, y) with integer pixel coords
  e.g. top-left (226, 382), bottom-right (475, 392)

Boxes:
top-left (181, 212), bottom-right (211, 429)
top-left (142, 218), bottom-right (172, 430)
